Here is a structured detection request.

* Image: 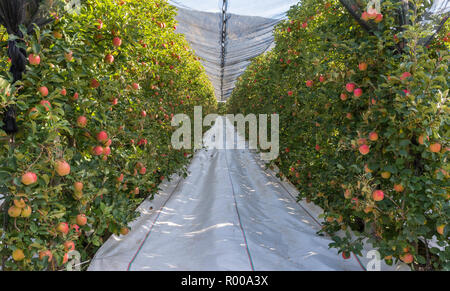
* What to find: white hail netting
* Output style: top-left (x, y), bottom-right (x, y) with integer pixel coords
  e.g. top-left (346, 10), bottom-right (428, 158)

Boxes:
top-left (169, 0), bottom-right (449, 101)
top-left (169, 0), bottom-right (299, 101)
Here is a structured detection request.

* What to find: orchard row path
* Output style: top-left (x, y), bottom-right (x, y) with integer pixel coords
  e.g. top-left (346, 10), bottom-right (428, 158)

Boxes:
top-left (88, 117), bottom-right (368, 271)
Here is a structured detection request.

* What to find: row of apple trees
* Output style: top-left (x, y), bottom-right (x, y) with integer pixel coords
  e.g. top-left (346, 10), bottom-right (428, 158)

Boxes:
top-left (228, 0), bottom-right (448, 270)
top-left (0, 0), bottom-right (216, 270)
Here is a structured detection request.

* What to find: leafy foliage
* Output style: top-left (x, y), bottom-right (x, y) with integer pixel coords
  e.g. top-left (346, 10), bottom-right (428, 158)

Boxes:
top-left (0, 0), bottom-right (216, 270)
top-left (228, 0), bottom-right (449, 270)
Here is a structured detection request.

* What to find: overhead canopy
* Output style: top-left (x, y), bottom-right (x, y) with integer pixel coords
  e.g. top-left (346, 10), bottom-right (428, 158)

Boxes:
top-left (169, 0), bottom-right (298, 101)
top-left (171, 0), bottom-right (449, 101)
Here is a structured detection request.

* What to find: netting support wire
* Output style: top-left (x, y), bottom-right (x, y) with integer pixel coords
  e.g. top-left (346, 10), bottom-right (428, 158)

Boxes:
top-left (220, 0), bottom-right (228, 102)
top-left (338, 0), bottom-right (373, 33)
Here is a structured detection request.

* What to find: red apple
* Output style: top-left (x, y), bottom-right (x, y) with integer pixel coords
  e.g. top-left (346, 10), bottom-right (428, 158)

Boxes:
top-left (72, 92), bottom-right (79, 101)
top-left (430, 143), bottom-right (441, 153)
top-left (105, 54), bottom-right (114, 64)
top-left (359, 144), bottom-right (370, 155)
top-left (56, 222), bottom-right (69, 235)
top-left (103, 147), bottom-right (111, 156)
top-left (76, 214), bottom-right (87, 226)
top-left (55, 160), bottom-right (70, 176)
top-left (39, 86), bottom-right (49, 97)
top-left (358, 62), bottom-right (368, 71)
top-left (93, 146), bottom-right (104, 156)
top-left (361, 11), bottom-right (370, 21)
top-left (374, 13), bottom-right (383, 23)
top-left (97, 131), bottom-right (108, 142)
top-left (373, 190), bottom-right (384, 202)
top-left (90, 78), bottom-right (100, 88)
top-left (28, 54), bottom-right (41, 66)
top-left (346, 83), bottom-right (355, 93)
top-left (400, 72), bottom-right (412, 81)
top-left (40, 100), bottom-right (51, 111)
top-left (369, 132), bottom-right (379, 141)
top-left (132, 83), bottom-right (140, 90)
top-left (21, 172), bottom-right (37, 185)
top-left (306, 80), bottom-right (314, 87)
top-left (354, 88), bottom-right (363, 98)
top-left (113, 37), bottom-right (122, 47)
top-left (77, 116), bottom-right (87, 127)
top-left (74, 182), bottom-right (83, 192)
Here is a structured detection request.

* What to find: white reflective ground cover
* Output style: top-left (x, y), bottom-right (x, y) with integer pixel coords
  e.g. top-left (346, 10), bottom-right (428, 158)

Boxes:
top-left (88, 118), bottom-right (407, 271)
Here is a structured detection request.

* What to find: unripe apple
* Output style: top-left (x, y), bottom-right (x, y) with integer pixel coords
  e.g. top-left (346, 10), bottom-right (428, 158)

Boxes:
top-left (28, 54), bottom-right (41, 65)
top-left (394, 184), bottom-right (404, 193)
top-left (381, 171), bottom-right (391, 179)
top-left (12, 249), bottom-right (25, 261)
top-left (373, 190), bottom-right (385, 202)
top-left (56, 222), bottom-right (69, 235)
top-left (120, 227), bottom-right (129, 236)
top-left (13, 198), bottom-right (26, 208)
top-left (64, 51), bottom-right (73, 62)
top-left (21, 205), bottom-right (32, 218)
top-left (359, 144), bottom-right (370, 155)
top-left (64, 241), bottom-right (75, 252)
top-left (39, 250), bottom-right (53, 262)
top-left (344, 189), bottom-right (351, 199)
top-left (22, 172), bottom-right (37, 185)
top-left (437, 224), bottom-right (445, 235)
top-left (400, 253), bottom-right (413, 264)
top-left (358, 62), bottom-right (367, 71)
top-left (8, 206), bottom-right (22, 217)
top-left (76, 214), bottom-right (87, 226)
top-left (53, 30), bottom-right (63, 39)
top-left (369, 132), bottom-right (378, 141)
top-left (77, 116), bottom-right (87, 128)
top-left (55, 160), bottom-right (71, 176)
